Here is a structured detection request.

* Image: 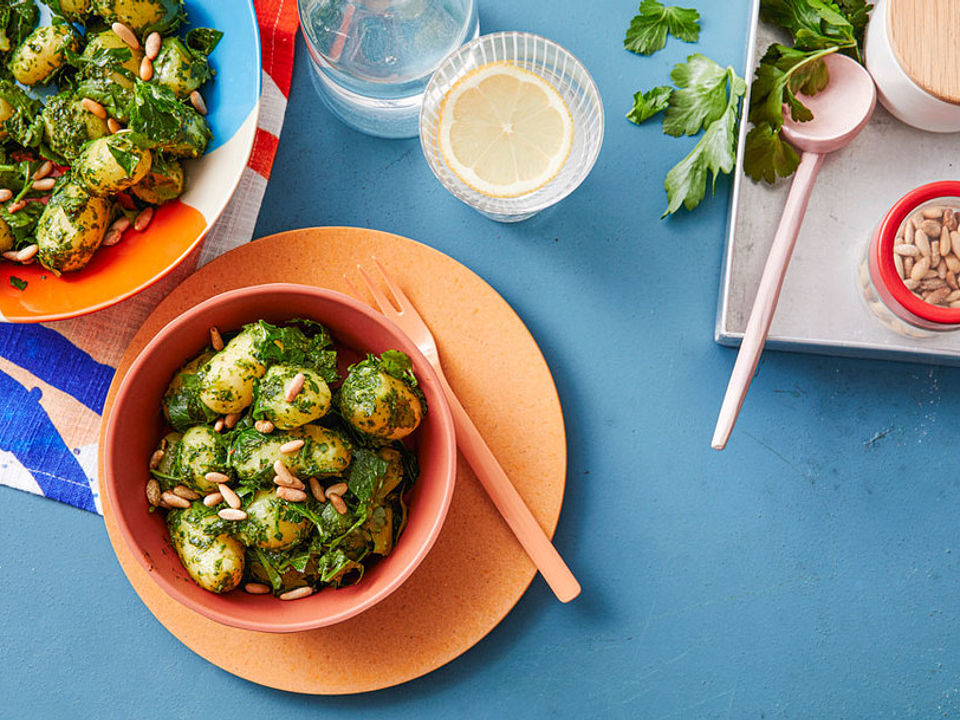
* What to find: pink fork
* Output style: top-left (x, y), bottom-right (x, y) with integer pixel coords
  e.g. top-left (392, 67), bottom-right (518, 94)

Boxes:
top-left (349, 259), bottom-right (581, 603)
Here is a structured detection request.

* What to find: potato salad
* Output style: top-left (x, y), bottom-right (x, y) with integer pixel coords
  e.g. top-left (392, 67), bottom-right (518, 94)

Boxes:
top-left (147, 320), bottom-right (427, 600)
top-left (0, 0), bottom-right (220, 273)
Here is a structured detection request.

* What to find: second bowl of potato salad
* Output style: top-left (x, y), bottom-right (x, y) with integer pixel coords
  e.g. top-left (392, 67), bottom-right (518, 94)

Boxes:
top-left (102, 283), bottom-right (457, 632)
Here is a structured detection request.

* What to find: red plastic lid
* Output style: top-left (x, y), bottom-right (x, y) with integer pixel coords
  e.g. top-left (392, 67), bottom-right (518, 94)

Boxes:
top-left (876, 181), bottom-right (960, 324)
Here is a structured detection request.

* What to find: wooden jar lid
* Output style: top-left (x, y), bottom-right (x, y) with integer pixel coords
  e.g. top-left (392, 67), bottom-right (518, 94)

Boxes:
top-left (888, 0), bottom-right (960, 105)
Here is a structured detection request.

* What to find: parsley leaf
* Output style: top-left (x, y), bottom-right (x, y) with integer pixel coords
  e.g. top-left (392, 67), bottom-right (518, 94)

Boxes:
top-left (663, 53), bottom-right (736, 137)
top-left (347, 449), bottom-right (390, 506)
top-left (624, 0), bottom-right (700, 56)
top-left (743, 124), bottom-right (801, 183)
top-left (745, 0), bottom-right (872, 184)
top-left (663, 62), bottom-right (745, 216)
top-left (9, 276), bottom-right (26, 291)
top-left (627, 85), bottom-right (672, 125)
top-left (0, 0), bottom-right (38, 53)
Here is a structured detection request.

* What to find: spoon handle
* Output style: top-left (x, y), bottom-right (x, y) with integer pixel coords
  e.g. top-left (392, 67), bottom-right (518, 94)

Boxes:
top-left (712, 151), bottom-right (825, 450)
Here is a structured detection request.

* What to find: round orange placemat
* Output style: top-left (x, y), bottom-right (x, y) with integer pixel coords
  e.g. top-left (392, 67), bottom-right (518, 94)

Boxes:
top-left (98, 227), bottom-right (567, 694)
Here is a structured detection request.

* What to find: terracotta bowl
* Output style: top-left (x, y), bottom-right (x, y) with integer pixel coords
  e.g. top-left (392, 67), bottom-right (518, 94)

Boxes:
top-left (102, 283), bottom-right (457, 633)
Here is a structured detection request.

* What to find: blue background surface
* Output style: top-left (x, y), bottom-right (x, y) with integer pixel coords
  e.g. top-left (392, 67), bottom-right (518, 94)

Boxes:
top-left (3, 1), bottom-right (959, 717)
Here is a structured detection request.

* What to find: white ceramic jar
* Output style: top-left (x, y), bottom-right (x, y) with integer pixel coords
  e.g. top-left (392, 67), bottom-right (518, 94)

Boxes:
top-left (864, 0), bottom-right (960, 133)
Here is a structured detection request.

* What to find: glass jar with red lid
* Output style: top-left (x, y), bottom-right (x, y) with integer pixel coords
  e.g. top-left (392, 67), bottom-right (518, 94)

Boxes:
top-left (862, 181), bottom-right (960, 335)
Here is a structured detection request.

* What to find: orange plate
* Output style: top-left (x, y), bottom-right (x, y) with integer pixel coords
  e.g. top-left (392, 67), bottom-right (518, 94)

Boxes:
top-left (98, 227), bottom-right (568, 694)
top-left (0, 200), bottom-right (207, 322)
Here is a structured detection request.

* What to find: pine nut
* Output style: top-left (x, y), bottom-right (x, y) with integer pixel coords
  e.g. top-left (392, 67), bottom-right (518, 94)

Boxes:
top-left (218, 508), bottom-right (247, 521)
top-left (921, 220), bottom-right (942, 237)
top-left (894, 253), bottom-right (905, 279)
top-left (32, 160), bottom-right (53, 180)
top-left (273, 473), bottom-right (305, 490)
top-left (203, 492), bottom-right (223, 507)
top-left (284, 372), bottom-right (305, 403)
top-left (255, 420), bottom-right (274, 433)
top-left (173, 485), bottom-right (200, 500)
top-left (145, 479), bottom-right (161, 506)
top-left (133, 206), bottom-right (153, 231)
top-left (32, 178), bottom-right (55, 191)
top-left (189, 90), bottom-right (208, 116)
top-left (0, 189), bottom-right (11, 202)
top-left (161, 491), bottom-right (190, 509)
top-left (218, 483), bottom-right (241, 509)
top-left (910, 256), bottom-right (931, 282)
top-left (14, 244), bottom-right (37, 263)
top-left (915, 230), bottom-right (931, 257)
top-left (214, 417), bottom-right (224, 432)
top-left (941, 227), bottom-right (952, 257)
top-left (204, 471), bottom-right (231, 485)
top-left (325, 482), bottom-right (348, 497)
top-left (139, 56), bottom-right (153, 81)
top-left (279, 439), bottom-right (304, 454)
top-left (308, 477), bottom-right (325, 503)
top-left (894, 244), bottom-right (919, 257)
top-left (903, 279), bottom-right (920, 290)
top-left (273, 459), bottom-right (301, 486)
top-left (224, 412), bottom-right (242, 429)
top-left (111, 217), bottom-right (131, 233)
top-left (148, 449), bottom-right (164, 469)
top-left (329, 493), bottom-right (347, 515)
top-left (108, 118), bottom-right (122, 134)
top-left (8, 201), bottom-right (25, 213)
top-left (145, 31), bottom-right (161, 60)
top-left (244, 583), bottom-right (271, 595)
top-left (209, 326), bottom-right (224, 351)
top-left (278, 586), bottom-right (313, 601)
top-left (276, 486), bottom-right (308, 502)
top-left (2, 251), bottom-right (18, 261)
top-left (82, 98), bottom-right (107, 119)
top-left (112, 22), bottom-right (140, 49)
top-left (102, 230), bottom-right (123, 246)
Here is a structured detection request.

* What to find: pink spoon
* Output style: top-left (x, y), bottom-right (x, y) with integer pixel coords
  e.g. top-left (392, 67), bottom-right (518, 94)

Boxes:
top-left (712, 53), bottom-right (877, 451)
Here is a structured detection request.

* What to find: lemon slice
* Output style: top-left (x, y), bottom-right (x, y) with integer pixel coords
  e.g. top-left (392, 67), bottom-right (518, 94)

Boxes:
top-left (437, 62), bottom-right (574, 198)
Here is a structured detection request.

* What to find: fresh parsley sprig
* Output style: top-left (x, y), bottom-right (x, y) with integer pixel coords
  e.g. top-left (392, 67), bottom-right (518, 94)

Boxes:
top-left (743, 0), bottom-right (872, 184)
top-left (629, 54), bottom-right (746, 216)
top-left (624, 0), bottom-right (700, 56)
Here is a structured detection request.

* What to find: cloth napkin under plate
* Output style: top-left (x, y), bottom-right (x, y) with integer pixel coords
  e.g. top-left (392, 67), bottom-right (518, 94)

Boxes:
top-left (0, 0), bottom-right (300, 514)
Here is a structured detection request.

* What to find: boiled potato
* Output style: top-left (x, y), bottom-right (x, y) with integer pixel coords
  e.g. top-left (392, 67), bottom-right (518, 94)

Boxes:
top-left (175, 425), bottom-right (228, 492)
top-left (0, 97), bottom-right (13, 140)
top-left (74, 133), bottom-right (152, 196)
top-left (82, 29), bottom-right (144, 88)
top-left (237, 490), bottom-right (311, 550)
top-left (153, 37), bottom-right (207, 97)
top-left (41, 92), bottom-right (110, 162)
top-left (199, 327), bottom-right (266, 414)
top-left (0, 218), bottom-right (13, 253)
top-left (365, 505), bottom-right (394, 556)
top-left (91, 0), bottom-right (183, 33)
top-left (376, 447), bottom-right (404, 499)
top-left (9, 25), bottom-right (79, 85)
top-left (340, 363), bottom-right (424, 441)
top-left (36, 182), bottom-right (111, 274)
top-left (230, 428), bottom-right (303, 483)
top-left (299, 424), bottom-right (351, 477)
top-left (46, 0), bottom-right (93, 20)
top-left (168, 508), bottom-right (244, 593)
top-left (162, 350), bottom-right (215, 431)
top-left (130, 154), bottom-right (184, 204)
top-left (256, 365), bottom-right (331, 430)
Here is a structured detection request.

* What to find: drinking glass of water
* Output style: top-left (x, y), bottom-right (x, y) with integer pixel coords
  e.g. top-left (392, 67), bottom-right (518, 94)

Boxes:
top-left (298, 0), bottom-right (479, 138)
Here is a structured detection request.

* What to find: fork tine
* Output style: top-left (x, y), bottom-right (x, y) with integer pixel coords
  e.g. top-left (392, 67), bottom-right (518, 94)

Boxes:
top-left (342, 274), bottom-right (370, 307)
top-left (372, 257), bottom-right (414, 315)
top-left (355, 263), bottom-right (397, 315)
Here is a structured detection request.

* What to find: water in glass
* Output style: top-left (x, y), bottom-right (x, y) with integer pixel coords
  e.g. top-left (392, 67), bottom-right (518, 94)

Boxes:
top-left (299, 0), bottom-right (479, 138)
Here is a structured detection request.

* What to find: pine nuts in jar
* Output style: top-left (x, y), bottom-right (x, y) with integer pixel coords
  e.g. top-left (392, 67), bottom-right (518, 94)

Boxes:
top-left (863, 182), bottom-right (960, 333)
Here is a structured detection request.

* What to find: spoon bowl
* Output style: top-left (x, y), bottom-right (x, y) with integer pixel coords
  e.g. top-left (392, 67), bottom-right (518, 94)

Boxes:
top-left (782, 52), bottom-right (877, 153)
